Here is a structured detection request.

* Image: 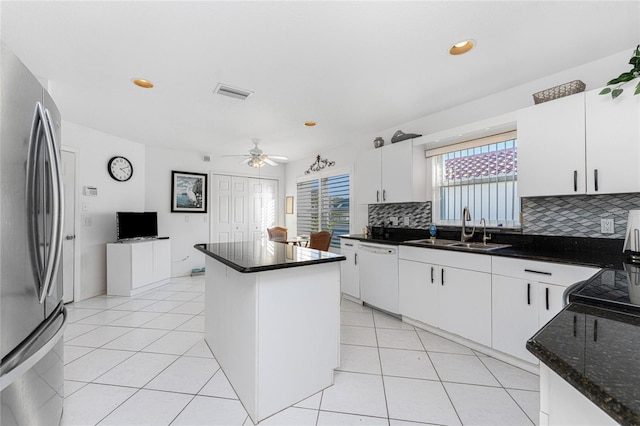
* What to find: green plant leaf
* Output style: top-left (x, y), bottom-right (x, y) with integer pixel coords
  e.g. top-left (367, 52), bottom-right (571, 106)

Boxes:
top-left (599, 87), bottom-right (612, 95)
top-left (635, 81), bottom-right (640, 96)
top-left (612, 88), bottom-right (623, 99)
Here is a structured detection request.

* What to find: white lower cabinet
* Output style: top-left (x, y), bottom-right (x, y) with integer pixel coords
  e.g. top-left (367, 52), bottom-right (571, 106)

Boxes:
top-left (491, 257), bottom-right (599, 363)
top-left (340, 239), bottom-right (360, 299)
top-left (399, 259), bottom-right (439, 327)
top-left (399, 247), bottom-right (492, 347)
top-left (107, 238), bottom-right (171, 296)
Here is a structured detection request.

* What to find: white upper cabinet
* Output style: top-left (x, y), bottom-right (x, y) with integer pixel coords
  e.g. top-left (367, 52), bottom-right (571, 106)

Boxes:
top-left (585, 84), bottom-right (640, 194)
top-left (518, 84), bottom-right (640, 197)
top-left (355, 142), bottom-right (427, 204)
top-left (517, 93), bottom-right (586, 197)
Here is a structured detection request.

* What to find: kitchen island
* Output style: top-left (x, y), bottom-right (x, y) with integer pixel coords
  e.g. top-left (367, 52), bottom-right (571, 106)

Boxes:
top-left (527, 267), bottom-right (640, 425)
top-left (194, 240), bottom-right (345, 424)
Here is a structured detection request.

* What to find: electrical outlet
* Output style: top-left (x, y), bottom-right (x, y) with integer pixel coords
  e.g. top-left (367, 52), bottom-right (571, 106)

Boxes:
top-left (389, 216), bottom-right (398, 226)
top-left (601, 218), bottom-right (614, 234)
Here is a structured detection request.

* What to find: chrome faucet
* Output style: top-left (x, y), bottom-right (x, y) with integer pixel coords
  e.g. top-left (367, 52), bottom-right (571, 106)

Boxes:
top-left (461, 207), bottom-right (475, 242)
top-left (480, 218), bottom-right (491, 245)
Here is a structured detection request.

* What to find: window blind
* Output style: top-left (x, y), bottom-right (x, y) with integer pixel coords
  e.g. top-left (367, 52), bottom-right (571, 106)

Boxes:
top-left (297, 172), bottom-right (350, 250)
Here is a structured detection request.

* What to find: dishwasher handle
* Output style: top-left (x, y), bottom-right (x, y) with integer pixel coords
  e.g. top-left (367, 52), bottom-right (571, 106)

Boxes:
top-left (358, 244), bottom-right (397, 255)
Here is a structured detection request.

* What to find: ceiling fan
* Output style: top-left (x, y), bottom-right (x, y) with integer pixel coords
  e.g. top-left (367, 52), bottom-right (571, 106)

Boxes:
top-left (224, 138), bottom-right (288, 168)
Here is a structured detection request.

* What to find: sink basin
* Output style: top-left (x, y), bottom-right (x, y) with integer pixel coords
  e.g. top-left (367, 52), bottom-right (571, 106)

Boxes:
top-left (404, 238), bottom-right (460, 246)
top-left (446, 242), bottom-right (511, 251)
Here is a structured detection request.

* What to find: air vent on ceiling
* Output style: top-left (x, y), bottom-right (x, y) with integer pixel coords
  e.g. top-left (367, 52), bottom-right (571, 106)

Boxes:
top-left (214, 83), bottom-right (253, 100)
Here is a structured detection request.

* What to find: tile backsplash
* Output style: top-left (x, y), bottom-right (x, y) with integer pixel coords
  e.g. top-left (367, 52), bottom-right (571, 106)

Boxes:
top-left (521, 193), bottom-right (640, 239)
top-left (368, 202), bottom-right (432, 229)
top-left (367, 193), bottom-right (640, 239)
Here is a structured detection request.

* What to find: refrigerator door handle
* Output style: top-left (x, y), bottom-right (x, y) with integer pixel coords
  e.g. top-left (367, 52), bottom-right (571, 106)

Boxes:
top-left (43, 108), bottom-right (64, 297)
top-left (0, 304), bottom-right (66, 391)
top-left (26, 102), bottom-right (47, 303)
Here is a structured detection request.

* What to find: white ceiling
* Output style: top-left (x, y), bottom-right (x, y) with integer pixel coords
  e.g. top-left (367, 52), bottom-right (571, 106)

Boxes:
top-left (2, 1), bottom-right (639, 163)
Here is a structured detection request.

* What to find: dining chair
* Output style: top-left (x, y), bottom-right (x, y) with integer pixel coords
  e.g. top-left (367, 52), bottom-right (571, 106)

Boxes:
top-left (309, 230), bottom-right (332, 251)
top-left (267, 226), bottom-right (288, 242)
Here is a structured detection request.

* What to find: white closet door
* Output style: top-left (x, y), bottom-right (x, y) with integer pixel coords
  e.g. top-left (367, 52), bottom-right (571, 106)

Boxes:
top-left (231, 176), bottom-right (249, 242)
top-left (212, 175), bottom-right (232, 243)
top-left (212, 174), bottom-right (278, 244)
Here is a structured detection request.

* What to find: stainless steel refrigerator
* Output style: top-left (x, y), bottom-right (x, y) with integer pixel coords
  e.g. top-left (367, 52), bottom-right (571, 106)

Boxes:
top-left (0, 43), bottom-right (67, 425)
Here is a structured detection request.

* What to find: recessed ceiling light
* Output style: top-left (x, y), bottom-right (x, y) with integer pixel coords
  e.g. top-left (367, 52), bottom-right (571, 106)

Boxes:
top-left (304, 121), bottom-right (317, 127)
top-left (449, 39), bottom-right (475, 55)
top-left (132, 78), bottom-right (154, 88)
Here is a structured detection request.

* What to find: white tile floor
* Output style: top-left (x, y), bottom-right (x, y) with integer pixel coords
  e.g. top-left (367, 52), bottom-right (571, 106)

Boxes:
top-left (62, 276), bottom-right (540, 426)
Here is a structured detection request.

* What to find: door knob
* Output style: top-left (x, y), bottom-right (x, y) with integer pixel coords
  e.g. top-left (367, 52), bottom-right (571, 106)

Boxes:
top-left (65, 235), bottom-right (76, 240)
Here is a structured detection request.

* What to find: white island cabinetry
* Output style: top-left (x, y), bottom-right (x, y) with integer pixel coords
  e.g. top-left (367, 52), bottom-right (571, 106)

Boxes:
top-left (107, 238), bottom-right (171, 296)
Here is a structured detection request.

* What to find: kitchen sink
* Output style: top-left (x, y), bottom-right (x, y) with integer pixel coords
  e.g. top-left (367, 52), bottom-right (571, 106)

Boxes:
top-left (404, 238), bottom-right (510, 251)
top-left (404, 238), bottom-right (460, 246)
top-left (447, 242), bottom-right (511, 251)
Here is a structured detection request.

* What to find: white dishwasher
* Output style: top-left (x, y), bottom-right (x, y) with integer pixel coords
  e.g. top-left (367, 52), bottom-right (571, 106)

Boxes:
top-left (358, 242), bottom-right (399, 314)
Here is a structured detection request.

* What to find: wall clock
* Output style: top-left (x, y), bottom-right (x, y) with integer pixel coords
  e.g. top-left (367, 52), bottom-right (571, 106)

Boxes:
top-left (107, 156), bottom-right (133, 182)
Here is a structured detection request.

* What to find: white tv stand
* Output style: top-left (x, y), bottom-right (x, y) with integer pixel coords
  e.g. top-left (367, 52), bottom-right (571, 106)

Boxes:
top-left (107, 238), bottom-right (171, 296)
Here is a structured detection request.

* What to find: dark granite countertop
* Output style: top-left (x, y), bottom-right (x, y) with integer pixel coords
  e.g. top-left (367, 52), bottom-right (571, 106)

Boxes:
top-left (340, 231), bottom-right (627, 270)
top-left (527, 302), bottom-right (640, 425)
top-left (527, 265), bottom-right (640, 425)
top-left (194, 240), bottom-right (345, 273)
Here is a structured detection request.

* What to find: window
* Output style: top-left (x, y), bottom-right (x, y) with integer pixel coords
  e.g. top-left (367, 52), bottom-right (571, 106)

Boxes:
top-left (430, 133), bottom-right (520, 228)
top-left (297, 172), bottom-right (350, 249)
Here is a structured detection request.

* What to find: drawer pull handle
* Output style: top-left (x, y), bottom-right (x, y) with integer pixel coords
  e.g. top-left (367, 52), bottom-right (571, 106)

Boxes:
top-left (441, 269), bottom-right (445, 285)
top-left (594, 169), bottom-right (599, 192)
top-left (594, 319), bottom-right (598, 342)
top-left (430, 266), bottom-right (434, 284)
top-left (573, 315), bottom-right (577, 337)
top-left (574, 170), bottom-right (578, 192)
top-left (545, 287), bottom-right (550, 310)
top-left (527, 283), bottom-right (531, 305)
top-left (354, 253), bottom-right (358, 266)
top-left (376, 190), bottom-right (380, 203)
top-left (524, 268), bottom-right (552, 276)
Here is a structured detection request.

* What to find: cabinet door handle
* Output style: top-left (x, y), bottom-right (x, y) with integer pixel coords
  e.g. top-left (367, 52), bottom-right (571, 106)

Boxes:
top-left (574, 170), bottom-right (578, 192)
top-left (545, 287), bottom-right (550, 310)
top-left (594, 169), bottom-right (599, 192)
top-left (430, 266), bottom-right (434, 284)
top-left (376, 190), bottom-right (380, 203)
top-left (354, 253), bottom-right (357, 266)
top-left (593, 319), bottom-right (598, 342)
top-left (573, 315), bottom-right (577, 337)
top-left (527, 283), bottom-right (531, 305)
top-left (383, 189), bottom-right (386, 202)
top-left (524, 268), bottom-right (552, 276)
top-left (441, 269), bottom-right (445, 285)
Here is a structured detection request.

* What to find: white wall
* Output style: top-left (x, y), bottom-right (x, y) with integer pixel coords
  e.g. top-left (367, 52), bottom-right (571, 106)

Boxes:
top-left (62, 121), bottom-right (146, 300)
top-left (145, 146), bottom-right (286, 278)
top-left (284, 47), bottom-right (636, 235)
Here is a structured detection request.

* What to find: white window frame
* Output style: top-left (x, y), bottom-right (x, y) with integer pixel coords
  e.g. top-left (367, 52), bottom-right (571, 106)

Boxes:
top-left (427, 131), bottom-right (520, 229)
top-left (296, 167), bottom-right (352, 250)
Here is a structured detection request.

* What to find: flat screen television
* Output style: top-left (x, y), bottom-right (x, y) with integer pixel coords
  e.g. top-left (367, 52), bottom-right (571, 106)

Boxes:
top-left (116, 212), bottom-right (158, 241)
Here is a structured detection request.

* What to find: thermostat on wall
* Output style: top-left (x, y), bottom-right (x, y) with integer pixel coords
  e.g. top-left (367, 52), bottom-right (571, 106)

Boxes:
top-left (83, 186), bottom-right (98, 196)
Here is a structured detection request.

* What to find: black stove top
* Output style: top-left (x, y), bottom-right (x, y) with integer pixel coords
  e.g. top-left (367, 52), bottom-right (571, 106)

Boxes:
top-left (570, 263), bottom-right (640, 314)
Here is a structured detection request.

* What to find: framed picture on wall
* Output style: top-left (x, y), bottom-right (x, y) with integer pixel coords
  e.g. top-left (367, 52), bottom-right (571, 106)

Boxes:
top-left (171, 171), bottom-right (208, 213)
top-left (285, 196), bottom-right (294, 214)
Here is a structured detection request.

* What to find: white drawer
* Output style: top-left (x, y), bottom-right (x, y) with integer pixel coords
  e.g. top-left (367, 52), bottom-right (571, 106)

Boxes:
top-left (340, 239), bottom-right (358, 250)
top-left (399, 246), bottom-right (491, 273)
top-left (491, 256), bottom-right (599, 287)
